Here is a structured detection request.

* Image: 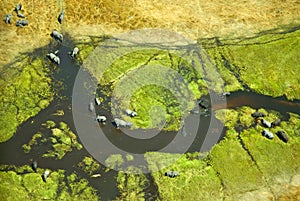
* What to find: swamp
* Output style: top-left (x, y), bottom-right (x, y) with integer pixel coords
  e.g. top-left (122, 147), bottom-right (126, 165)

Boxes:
top-left (1, 0), bottom-right (300, 200)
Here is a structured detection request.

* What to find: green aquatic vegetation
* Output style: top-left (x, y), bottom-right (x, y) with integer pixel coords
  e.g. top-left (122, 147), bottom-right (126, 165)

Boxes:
top-left (0, 58), bottom-right (53, 142)
top-left (105, 154), bottom-right (124, 171)
top-left (78, 156), bottom-right (101, 175)
top-left (240, 126), bottom-right (300, 184)
top-left (214, 29), bottom-right (300, 100)
top-left (22, 132), bottom-right (42, 153)
top-left (43, 122), bottom-right (83, 159)
top-left (114, 166), bottom-right (149, 201)
top-left (23, 121), bottom-right (82, 159)
top-left (215, 106), bottom-right (256, 129)
top-left (0, 166), bottom-right (98, 201)
top-left (99, 49), bottom-right (204, 130)
top-left (208, 139), bottom-right (265, 194)
top-left (145, 152), bottom-right (223, 201)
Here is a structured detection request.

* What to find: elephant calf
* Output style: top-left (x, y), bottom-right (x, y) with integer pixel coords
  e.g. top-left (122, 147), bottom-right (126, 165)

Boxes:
top-left (89, 102), bottom-right (95, 112)
top-left (165, 171), bottom-right (180, 178)
top-left (15, 4), bottom-right (22, 14)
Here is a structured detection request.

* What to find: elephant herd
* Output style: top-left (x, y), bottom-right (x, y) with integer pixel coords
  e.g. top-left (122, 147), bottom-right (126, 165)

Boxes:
top-left (251, 111), bottom-right (288, 143)
top-left (89, 97), bottom-right (137, 129)
top-left (3, 3), bottom-right (79, 65)
top-left (4, 3), bottom-right (28, 27)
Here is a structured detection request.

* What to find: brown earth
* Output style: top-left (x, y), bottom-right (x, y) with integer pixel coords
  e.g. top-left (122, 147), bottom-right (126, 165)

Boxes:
top-left (1, 0), bottom-right (300, 68)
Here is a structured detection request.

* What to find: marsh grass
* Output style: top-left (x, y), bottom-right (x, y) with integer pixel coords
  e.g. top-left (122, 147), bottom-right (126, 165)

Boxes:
top-left (0, 58), bottom-right (53, 142)
top-left (212, 29), bottom-right (300, 100)
top-left (145, 152), bottom-right (223, 200)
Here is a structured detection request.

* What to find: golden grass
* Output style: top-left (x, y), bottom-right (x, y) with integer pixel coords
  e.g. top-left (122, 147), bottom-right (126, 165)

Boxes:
top-left (1, 0), bottom-right (300, 68)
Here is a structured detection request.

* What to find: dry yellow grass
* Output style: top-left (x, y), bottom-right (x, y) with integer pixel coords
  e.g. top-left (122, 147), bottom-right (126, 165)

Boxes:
top-left (1, 0), bottom-right (300, 68)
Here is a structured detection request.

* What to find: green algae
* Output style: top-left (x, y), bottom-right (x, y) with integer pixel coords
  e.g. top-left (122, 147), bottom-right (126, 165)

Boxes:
top-left (23, 121), bottom-right (82, 160)
top-left (0, 57), bottom-right (53, 142)
top-left (78, 156), bottom-right (101, 176)
top-left (0, 165), bottom-right (98, 201)
top-left (22, 132), bottom-right (42, 153)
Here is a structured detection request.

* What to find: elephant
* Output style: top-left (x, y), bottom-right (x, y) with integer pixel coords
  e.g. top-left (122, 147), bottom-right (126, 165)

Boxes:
top-left (51, 30), bottom-right (63, 43)
top-left (251, 112), bottom-right (266, 118)
top-left (47, 52), bottom-right (60, 65)
top-left (4, 14), bottom-right (12, 24)
top-left (89, 102), bottom-right (95, 112)
top-left (17, 13), bottom-right (25, 18)
top-left (125, 109), bottom-right (137, 117)
top-left (16, 19), bottom-right (28, 27)
top-left (198, 98), bottom-right (209, 109)
top-left (271, 119), bottom-right (281, 128)
top-left (31, 161), bottom-right (37, 172)
top-left (69, 47), bottom-right (79, 59)
top-left (112, 118), bottom-right (133, 129)
top-left (96, 115), bottom-right (107, 123)
top-left (262, 129), bottom-right (274, 139)
top-left (42, 170), bottom-right (50, 182)
top-left (222, 92), bottom-right (231, 96)
top-left (165, 171), bottom-right (180, 178)
top-left (261, 119), bottom-right (271, 128)
top-left (58, 10), bottom-right (65, 24)
top-left (95, 97), bottom-right (101, 105)
top-left (276, 130), bottom-right (288, 143)
top-left (15, 4), bottom-right (22, 14)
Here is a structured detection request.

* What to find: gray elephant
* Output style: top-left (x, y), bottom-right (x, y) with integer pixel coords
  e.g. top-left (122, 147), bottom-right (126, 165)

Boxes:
top-left (271, 119), bottom-right (281, 128)
top-left (15, 4), bottom-right (22, 14)
top-left (165, 171), bottom-right (180, 178)
top-left (96, 115), bottom-right (107, 123)
top-left (261, 119), bottom-right (271, 128)
top-left (112, 118), bottom-right (133, 129)
top-left (251, 112), bottom-right (266, 118)
top-left (69, 47), bottom-right (79, 59)
top-left (31, 161), bottom-right (37, 172)
top-left (51, 30), bottom-right (63, 43)
top-left (276, 130), bottom-right (288, 143)
top-left (17, 13), bottom-right (25, 18)
top-left (47, 52), bottom-right (60, 65)
top-left (4, 14), bottom-right (12, 24)
top-left (58, 10), bottom-right (65, 24)
top-left (125, 109), bottom-right (137, 117)
top-left (42, 170), bottom-right (50, 182)
top-left (262, 129), bottom-right (274, 139)
top-left (16, 19), bottom-right (28, 27)
top-left (95, 97), bottom-right (101, 105)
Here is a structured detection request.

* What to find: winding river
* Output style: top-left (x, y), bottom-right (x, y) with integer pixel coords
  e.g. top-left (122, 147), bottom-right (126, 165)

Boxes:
top-left (0, 39), bottom-right (300, 200)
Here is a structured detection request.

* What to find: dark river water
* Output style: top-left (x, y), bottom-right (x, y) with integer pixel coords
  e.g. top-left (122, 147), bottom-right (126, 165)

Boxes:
top-left (0, 39), bottom-right (300, 200)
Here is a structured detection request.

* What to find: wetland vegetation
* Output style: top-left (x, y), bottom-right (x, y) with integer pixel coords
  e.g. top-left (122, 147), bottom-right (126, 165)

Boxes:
top-left (1, 1), bottom-right (300, 199)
